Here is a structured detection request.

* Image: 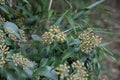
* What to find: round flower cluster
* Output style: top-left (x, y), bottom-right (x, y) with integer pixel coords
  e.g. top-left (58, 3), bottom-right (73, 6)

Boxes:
top-left (56, 63), bottom-right (70, 79)
top-left (55, 60), bottom-right (88, 80)
top-left (0, 57), bottom-right (5, 67)
top-left (5, 28), bottom-right (17, 41)
top-left (0, 30), bottom-right (5, 44)
top-left (41, 25), bottom-right (66, 44)
top-left (0, 0), bottom-right (5, 4)
top-left (0, 44), bottom-right (9, 56)
top-left (5, 28), bottom-right (27, 42)
top-left (19, 29), bottom-right (27, 42)
top-left (49, 25), bottom-right (60, 34)
top-left (67, 60), bottom-right (88, 80)
top-left (55, 32), bottom-right (66, 43)
top-left (12, 54), bottom-right (30, 68)
top-left (0, 15), bottom-right (5, 25)
top-left (78, 28), bottom-right (102, 54)
top-left (41, 32), bottom-right (54, 44)
top-left (0, 44), bottom-right (9, 67)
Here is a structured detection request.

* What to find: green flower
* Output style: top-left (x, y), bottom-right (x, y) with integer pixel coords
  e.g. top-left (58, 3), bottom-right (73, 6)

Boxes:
top-left (19, 29), bottom-right (27, 42)
top-left (67, 60), bottom-right (88, 80)
top-left (78, 28), bottom-right (101, 54)
top-left (0, 44), bottom-right (9, 67)
top-left (49, 25), bottom-right (60, 34)
top-left (55, 32), bottom-right (66, 43)
top-left (56, 63), bottom-right (70, 79)
top-left (5, 28), bottom-right (17, 41)
top-left (12, 53), bottom-right (30, 68)
top-left (0, 0), bottom-right (5, 4)
top-left (41, 32), bottom-right (54, 44)
top-left (0, 30), bottom-right (5, 44)
top-left (0, 57), bottom-right (5, 67)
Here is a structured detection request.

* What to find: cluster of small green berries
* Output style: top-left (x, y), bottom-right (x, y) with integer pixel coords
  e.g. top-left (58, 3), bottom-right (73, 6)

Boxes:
top-left (78, 28), bottom-right (102, 54)
top-left (56, 63), bottom-right (70, 79)
top-left (41, 32), bottom-right (54, 44)
top-left (0, 27), bottom-right (30, 68)
top-left (49, 25), bottom-right (60, 34)
top-left (19, 29), bottom-right (27, 42)
top-left (67, 60), bottom-right (88, 80)
top-left (0, 44), bottom-right (9, 67)
top-left (5, 28), bottom-right (17, 41)
top-left (0, 30), bottom-right (5, 44)
top-left (0, 57), bottom-right (5, 67)
top-left (0, 0), bottom-right (5, 4)
top-left (5, 28), bottom-right (27, 42)
top-left (0, 44), bottom-right (30, 68)
top-left (0, 45), bottom-right (9, 55)
top-left (12, 54), bottom-right (30, 68)
top-left (55, 60), bottom-right (88, 80)
top-left (0, 15), bottom-right (5, 25)
top-left (55, 32), bottom-right (66, 43)
top-left (41, 25), bottom-right (66, 44)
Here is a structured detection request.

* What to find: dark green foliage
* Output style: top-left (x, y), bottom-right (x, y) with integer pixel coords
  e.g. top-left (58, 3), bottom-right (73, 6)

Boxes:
top-left (0, 0), bottom-right (116, 80)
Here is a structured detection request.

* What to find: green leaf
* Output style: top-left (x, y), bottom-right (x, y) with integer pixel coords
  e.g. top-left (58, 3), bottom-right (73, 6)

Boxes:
top-left (0, 5), bottom-right (9, 14)
top-left (66, 13), bottom-right (77, 34)
top-left (73, 0), bottom-right (105, 19)
top-left (87, 0), bottom-right (105, 9)
top-left (23, 67), bottom-right (33, 78)
top-left (16, 6), bottom-right (32, 17)
top-left (55, 10), bottom-right (69, 25)
top-left (46, 45), bottom-right (50, 55)
top-left (62, 50), bottom-right (75, 61)
top-left (23, 0), bottom-right (31, 5)
top-left (99, 45), bottom-right (117, 62)
top-left (8, 62), bottom-right (28, 79)
top-left (31, 34), bottom-right (41, 41)
top-left (33, 66), bottom-right (58, 80)
top-left (6, 70), bottom-right (18, 80)
top-left (3, 21), bottom-right (21, 39)
top-left (48, 9), bottom-right (54, 18)
top-left (40, 58), bottom-right (48, 67)
top-left (69, 39), bottom-right (80, 46)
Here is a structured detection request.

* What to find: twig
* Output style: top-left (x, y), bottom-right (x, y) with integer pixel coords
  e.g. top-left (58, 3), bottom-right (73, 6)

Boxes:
top-left (10, 0), bottom-right (13, 7)
top-left (48, 0), bottom-right (53, 10)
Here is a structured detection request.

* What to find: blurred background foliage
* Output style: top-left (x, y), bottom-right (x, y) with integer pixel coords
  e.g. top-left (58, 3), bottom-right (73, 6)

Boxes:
top-left (0, 0), bottom-right (120, 80)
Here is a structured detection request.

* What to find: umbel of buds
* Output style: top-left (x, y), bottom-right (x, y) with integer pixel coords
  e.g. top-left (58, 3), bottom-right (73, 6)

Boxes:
top-left (55, 32), bottom-right (66, 43)
top-left (56, 63), bottom-right (70, 79)
top-left (0, 45), bottom-right (9, 56)
top-left (5, 28), bottom-right (17, 41)
top-left (0, 15), bottom-right (5, 25)
top-left (19, 29), bottom-right (27, 42)
top-left (0, 44), bottom-right (9, 67)
top-left (41, 32), bottom-right (54, 44)
top-left (0, 44), bottom-right (31, 68)
top-left (78, 28), bottom-right (102, 54)
top-left (0, 57), bottom-right (5, 67)
top-left (0, 0), bottom-right (5, 4)
top-left (0, 30), bottom-right (5, 44)
top-left (55, 60), bottom-right (88, 80)
top-left (49, 25), bottom-right (60, 34)
top-left (67, 60), bottom-right (88, 80)
top-left (5, 28), bottom-right (27, 42)
top-left (12, 53), bottom-right (30, 68)
top-left (41, 25), bottom-right (66, 44)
